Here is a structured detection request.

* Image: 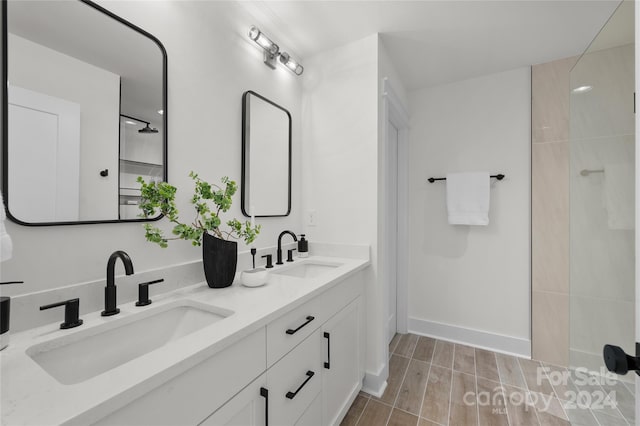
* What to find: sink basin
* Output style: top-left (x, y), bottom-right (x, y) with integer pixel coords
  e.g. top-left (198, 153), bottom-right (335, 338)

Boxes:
top-left (274, 261), bottom-right (342, 279)
top-left (27, 300), bottom-right (232, 385)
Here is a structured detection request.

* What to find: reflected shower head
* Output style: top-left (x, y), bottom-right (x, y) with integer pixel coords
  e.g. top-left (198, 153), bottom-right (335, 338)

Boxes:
top-left (139, 123), bottom-right (159, 134)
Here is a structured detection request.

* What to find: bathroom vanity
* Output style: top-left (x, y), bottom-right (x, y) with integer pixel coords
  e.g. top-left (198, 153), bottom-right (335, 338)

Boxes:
top-left (0, 248), bottom-right (369, 425)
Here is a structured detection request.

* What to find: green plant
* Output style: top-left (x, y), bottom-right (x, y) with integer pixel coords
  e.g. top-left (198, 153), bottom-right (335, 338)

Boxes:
top-left (137, 172), bottom-right (260, 248)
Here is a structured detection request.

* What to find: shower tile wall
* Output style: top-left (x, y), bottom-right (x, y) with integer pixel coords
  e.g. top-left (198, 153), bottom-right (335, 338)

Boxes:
top-left (531, 56), bottom-right (576, 367)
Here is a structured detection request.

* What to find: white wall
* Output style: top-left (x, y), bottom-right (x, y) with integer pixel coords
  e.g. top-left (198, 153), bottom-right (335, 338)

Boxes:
top-left (301, 34), bottom-right (384, 391)
top-left (1, 1), bottom-right (303, 296)
top-left (407, 67), bottom-right (532, 356)
top-left (8, 34), bottom-right (120, 220)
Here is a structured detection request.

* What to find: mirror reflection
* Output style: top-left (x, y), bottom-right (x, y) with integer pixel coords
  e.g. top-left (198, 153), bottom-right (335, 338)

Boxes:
top-left (241, 91), bottom-right (291, 218)
top-left (3, 0), bottom-right (166, 224)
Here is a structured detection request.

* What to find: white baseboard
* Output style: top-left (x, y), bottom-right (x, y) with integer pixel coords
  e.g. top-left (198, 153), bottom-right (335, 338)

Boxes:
top-left (362, 363), bottom-right (388, 398)
top-left (409, 317), bottom-right (531, 358)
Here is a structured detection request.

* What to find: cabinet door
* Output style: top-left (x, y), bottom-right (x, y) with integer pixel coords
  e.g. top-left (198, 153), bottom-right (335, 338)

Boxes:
top-left (199, 374), bottom-right (267, 426)
top-left (322, 297), bottom-right (362, 426)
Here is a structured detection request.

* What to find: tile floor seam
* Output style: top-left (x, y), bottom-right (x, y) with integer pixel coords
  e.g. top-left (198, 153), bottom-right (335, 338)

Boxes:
top-left (569, 371), bottom-right (629, 423)
top-left (444, 343), bottom-right (455, 426)
top-left (389, 352), bottom-right (413, 413)
top-left (354, 394), bottom-right (370, 426)
top-left (541, 359), bottom-right (571, 424)
top-left (492, 350), bottom-right (514, 426)
top-left (416, 339), bottom-right (435, 424)
top-left (473, 349), bottom-right (480, 426)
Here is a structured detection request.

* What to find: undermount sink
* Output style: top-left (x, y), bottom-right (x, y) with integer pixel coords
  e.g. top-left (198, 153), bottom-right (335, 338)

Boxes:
top-left (273, 261), bottom-right (342, 279)
top-left (27, 300), bottom-right (232, 385)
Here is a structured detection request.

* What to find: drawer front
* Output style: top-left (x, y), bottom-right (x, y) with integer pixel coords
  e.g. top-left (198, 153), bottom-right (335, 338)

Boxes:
top-left (266, 273), bottom-right (364, 367)
top-left (295, 393), bottom-right (322, 426)
top-left (93, 329), bottom-right (266, 426)
top-left (266, 329), bottom-right (322, 426)
top-left (266, 295), bottom-right (326, 366)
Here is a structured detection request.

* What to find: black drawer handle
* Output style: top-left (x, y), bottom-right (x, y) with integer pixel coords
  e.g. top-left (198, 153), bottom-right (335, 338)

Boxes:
top-left (260, 387), bottom-right (269, 426)
top-left (324, 332), bottom-right (331, 369)
top-left (285, 370), bottom-right (315, 399)
top-left (286, 316), bottom-right (315, 335)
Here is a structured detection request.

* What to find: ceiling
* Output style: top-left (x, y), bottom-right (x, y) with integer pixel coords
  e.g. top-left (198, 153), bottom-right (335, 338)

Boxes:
top-left (244, 0), bottom-right (622, 90)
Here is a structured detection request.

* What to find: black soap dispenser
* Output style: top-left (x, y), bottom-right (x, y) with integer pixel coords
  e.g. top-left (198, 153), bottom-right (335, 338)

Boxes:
top-left (0, 281), bottom-right (22, 351)
top-left (298, 234), bottom-right (309, 258)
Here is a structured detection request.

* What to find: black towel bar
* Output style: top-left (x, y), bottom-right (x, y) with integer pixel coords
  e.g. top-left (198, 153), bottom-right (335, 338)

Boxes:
top-left (427, 174), bottom-right (505, 183)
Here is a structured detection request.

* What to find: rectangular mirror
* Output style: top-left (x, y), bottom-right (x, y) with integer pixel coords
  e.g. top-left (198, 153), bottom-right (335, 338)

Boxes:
top-left (241, 91), bottom-right (291, 217)
top-left (2, 0), bottom-right (167, 225)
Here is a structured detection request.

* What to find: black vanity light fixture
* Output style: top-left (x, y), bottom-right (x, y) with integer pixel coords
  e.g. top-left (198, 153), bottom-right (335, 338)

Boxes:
top-left (248, 26), bottom-right (303, 76)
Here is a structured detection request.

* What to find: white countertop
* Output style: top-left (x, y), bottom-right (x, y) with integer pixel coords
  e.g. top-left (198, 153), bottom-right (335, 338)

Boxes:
top-left (0, 251), bottom-right (370, 425)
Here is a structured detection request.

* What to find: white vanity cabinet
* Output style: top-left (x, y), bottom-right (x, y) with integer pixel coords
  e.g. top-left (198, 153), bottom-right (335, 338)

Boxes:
top-left (91, 271), bottom-right (365, 426)
top-left (321, 297), bottom-right (363, 426)
top-left (199, 374), bottom-right (267, 426)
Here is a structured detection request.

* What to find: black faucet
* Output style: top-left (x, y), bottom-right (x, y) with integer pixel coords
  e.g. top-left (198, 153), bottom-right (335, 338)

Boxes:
top-left (276, 230), bottom-right (298, 265)
top-left (102, 250), bottom-right (134, 316)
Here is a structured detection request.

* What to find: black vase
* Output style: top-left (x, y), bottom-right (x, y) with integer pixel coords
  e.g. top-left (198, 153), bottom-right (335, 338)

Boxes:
top-left (202, 233), bottom-right (237, 288)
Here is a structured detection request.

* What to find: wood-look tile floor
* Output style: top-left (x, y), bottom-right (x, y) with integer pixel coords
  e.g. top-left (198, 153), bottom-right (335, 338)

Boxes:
top-left (341, 334), bottom-right (636, 426)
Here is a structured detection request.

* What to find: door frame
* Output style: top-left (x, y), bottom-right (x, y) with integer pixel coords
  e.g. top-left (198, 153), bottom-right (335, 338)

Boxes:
top-left (382, 77), bottom-right (409, 337)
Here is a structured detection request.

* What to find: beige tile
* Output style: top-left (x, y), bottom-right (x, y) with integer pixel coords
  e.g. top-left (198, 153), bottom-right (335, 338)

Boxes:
top-left (357, 399), bottom-right (392, 426)
top-left (475, 348), bottom-right (500, 382)
top-left (496, 354), bottom-right (527, 389)
top-left (375, 354), bottom-right (410, 405)
top-left (531, 291), bottom-right (569, 367)
top-left (476, 377), bottom-right (509, 426)
top-left (563, 404), bottom-right (599, 426)
top-left (396, 359), bottom-right (430, 415)
top-left (395, 334), bottom-right (419, 358)
top-left (417, 419), bottom-right (441, 426)
top-left (591, 411), bottom-right (628, 426)
top-left (449, 372), bottom-right (477, 426)
top-left (413, 336), bottom-right (436, 363)
top-left (358, 390), bottom-right (371, 399)
top-left (532, 392), bottom-right (569, 426)
top-left (340, 395), bottom-right (368, 426)
top-left (600, 379), bottom-right (635, 423)
top-left (453, 344), bottom-right (475, 376)
top-left (390, 333), bottom-right (402, 354)
top-left (503, 384), bottom-right (540, 426)
top-left (421, 365), bottom-right (452, 424)
top-left (518, 358), bottom-right (556, 396)
top-left (531, 56), bottom-right (576, 143)
top-left (532, 141), bottom-right (570, 287)
top-left (388, 408), bottom-right (419, 426)
top-left (431, 341), bottom-right (454, 369)
top-left (542, 363), bottom-right (578, 402)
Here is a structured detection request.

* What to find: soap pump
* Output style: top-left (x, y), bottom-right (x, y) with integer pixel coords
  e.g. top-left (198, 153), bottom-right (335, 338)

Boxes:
top-left (298, 234), bottom-right (309, 258)
top-left (0, 280), bottom-right (23, 351)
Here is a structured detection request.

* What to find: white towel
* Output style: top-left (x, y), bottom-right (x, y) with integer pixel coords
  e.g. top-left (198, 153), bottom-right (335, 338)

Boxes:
top-left (603, 163), bottom-right (634, 230)
top-left (0, 191), bottom-right (13, 262)
top-left (446, 172), bottom-right (490, 225)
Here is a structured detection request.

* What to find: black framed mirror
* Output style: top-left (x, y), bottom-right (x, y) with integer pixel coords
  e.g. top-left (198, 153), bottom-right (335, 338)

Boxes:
top-left (1, 0), bottom-right (167, 225)
top-left (241, 91), bottom-right (291, 218)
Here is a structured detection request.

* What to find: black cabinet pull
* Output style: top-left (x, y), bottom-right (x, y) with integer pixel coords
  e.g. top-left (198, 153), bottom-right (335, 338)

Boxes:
top-left (324, 332), bottom-right (331, 369)
top-left (286, 370), bottom-right (315, 399)
top-left (285, 316), bottom-right (315, 335)
top-left (260, 387), bottom-right (269, 426)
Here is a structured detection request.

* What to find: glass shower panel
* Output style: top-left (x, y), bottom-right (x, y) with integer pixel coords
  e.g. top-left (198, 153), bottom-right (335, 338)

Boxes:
top-left (569, 0), bottom-right (634, 382)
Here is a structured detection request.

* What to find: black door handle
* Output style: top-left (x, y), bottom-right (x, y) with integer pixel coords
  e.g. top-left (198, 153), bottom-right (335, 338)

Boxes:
top-left (324, 332), bottom-right (331, 369)
top-left (260, 387), bottom-right (269, 426)
top-left (603, 344), bottom-right (640, 376)
top-left (285, 370), bottom-right (315, 399)
top-left (286, 316), bottom-right (315, 335)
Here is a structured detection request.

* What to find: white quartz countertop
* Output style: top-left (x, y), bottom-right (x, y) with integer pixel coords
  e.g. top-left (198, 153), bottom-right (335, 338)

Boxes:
top-left (0, 249), bottom-right (369, 425)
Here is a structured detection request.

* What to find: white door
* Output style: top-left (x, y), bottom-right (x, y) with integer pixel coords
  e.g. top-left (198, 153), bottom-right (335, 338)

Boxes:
top-left (199, 374), bottom-right (267, 426)
top-left (7, 85), bottom-right (80, 222)
top-left (387, 121), bottom-right (399, 343)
